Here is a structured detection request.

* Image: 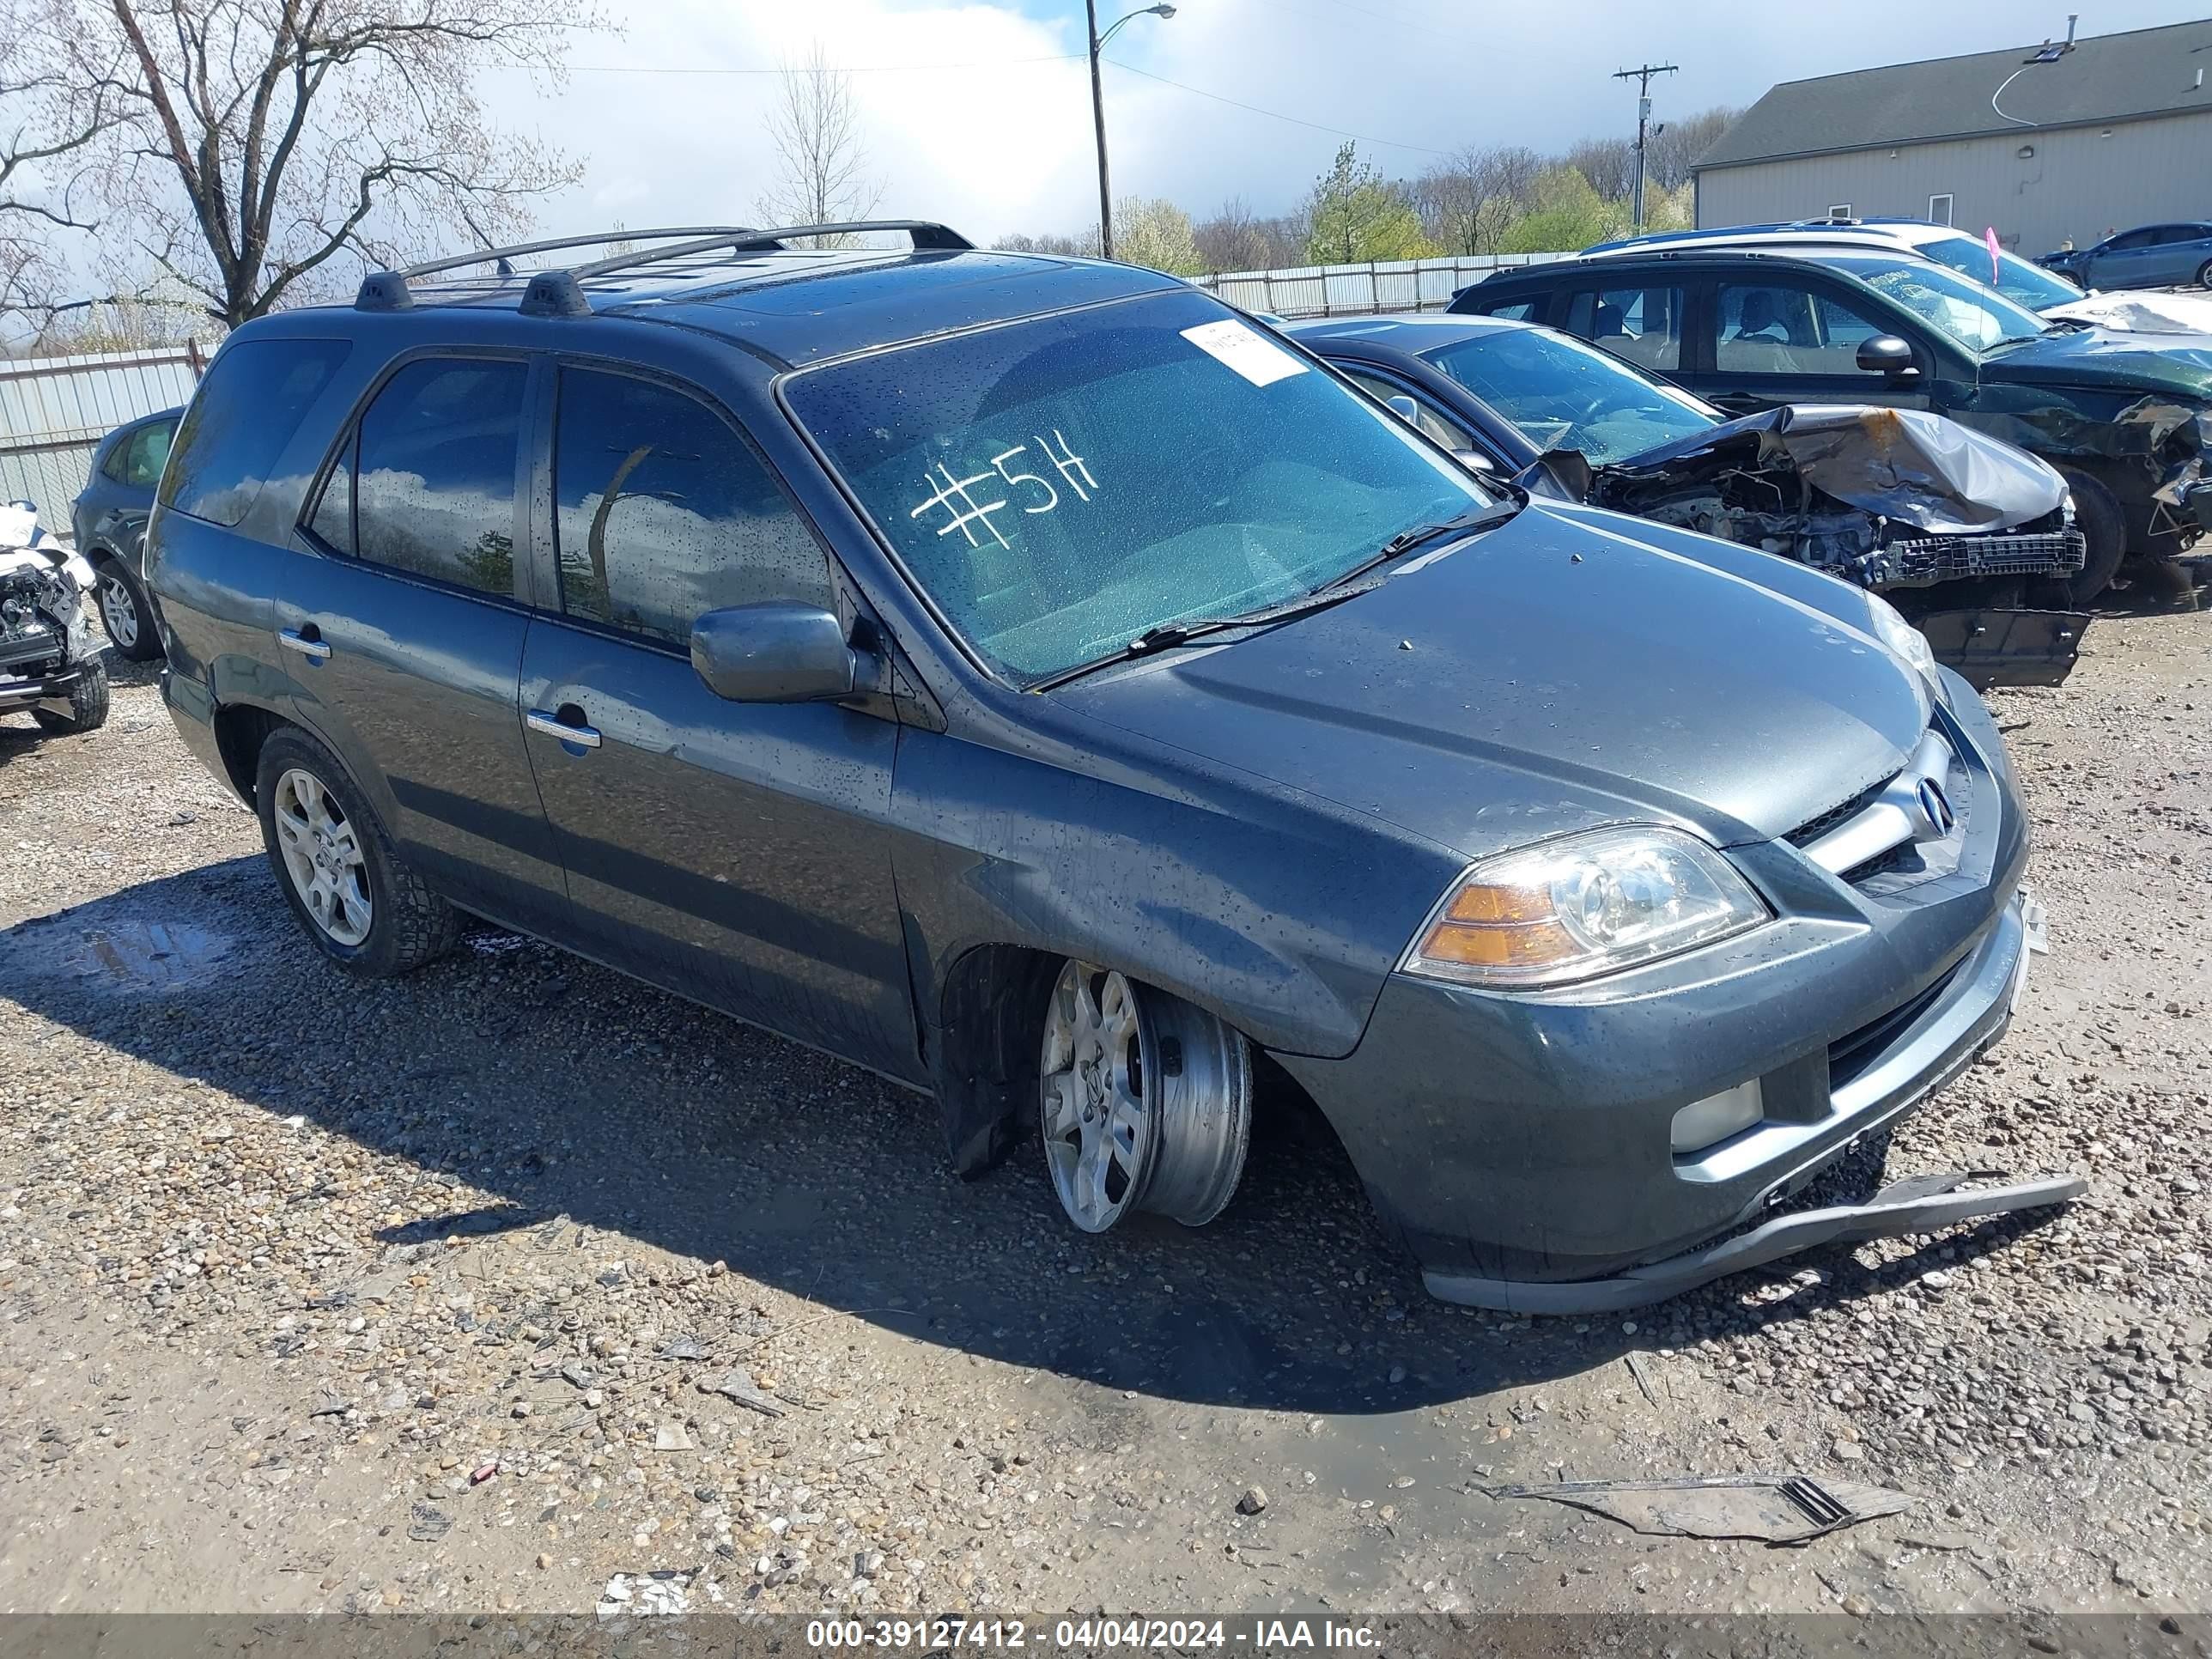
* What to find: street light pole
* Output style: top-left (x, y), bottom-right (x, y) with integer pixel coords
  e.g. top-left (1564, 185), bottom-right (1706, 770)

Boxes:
top-left (1086, 2), bottom-right (1175, 260)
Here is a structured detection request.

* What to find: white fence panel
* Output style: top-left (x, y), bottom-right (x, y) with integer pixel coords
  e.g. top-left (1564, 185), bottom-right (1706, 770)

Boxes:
top-left (1194, 252), bottom-right (1573, 319)
top-left (0, 346), bottom-right (205, 512)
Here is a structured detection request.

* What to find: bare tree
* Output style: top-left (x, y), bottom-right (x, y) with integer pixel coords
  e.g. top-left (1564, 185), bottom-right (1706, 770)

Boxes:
top-left (1645, 105), bottom-right (1741, 191)
top-left (756, 41), bottom-right (884, 246)
top-left (1565, 137), bottom-right (1637, 204)
top-left (49, 0), bottom-right (592, 329)
top-left (1414, 144), bottom-right (1540, 256)
top-left (0, 3), bottom-right (125, 325)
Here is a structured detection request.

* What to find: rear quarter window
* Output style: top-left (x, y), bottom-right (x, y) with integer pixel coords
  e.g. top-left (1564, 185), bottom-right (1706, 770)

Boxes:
top-left (1464, 296), bottom-right (1542, 322)
top-left (161, 338), bottom-right (351, 526)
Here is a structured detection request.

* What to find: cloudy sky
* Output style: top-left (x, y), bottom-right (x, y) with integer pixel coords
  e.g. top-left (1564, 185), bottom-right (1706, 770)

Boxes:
top-left (483, 0), bottom-right (2209, 245)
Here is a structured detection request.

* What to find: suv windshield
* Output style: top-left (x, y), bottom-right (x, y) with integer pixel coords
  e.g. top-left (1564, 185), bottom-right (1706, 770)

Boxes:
top-left (1420, 325), bottom-right (1716, 464)
top-left (1823, 252), bottom-right (2049, 351)
top-left (786, 289), bottom-right (1488, 684)
top-left (1907, 233), bottom-right (2083, 313)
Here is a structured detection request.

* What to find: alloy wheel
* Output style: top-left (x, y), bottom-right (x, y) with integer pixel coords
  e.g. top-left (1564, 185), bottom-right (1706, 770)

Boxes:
top-left (271, 767), bottom-right (374, 947)
top-left (97, 572), bottom-right (139, 651)
top-left (1041, 963), bottom-right (1153, 1231)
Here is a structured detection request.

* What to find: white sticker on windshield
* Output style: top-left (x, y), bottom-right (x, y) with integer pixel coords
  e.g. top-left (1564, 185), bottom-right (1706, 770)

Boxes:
top-left (1180, 319), bottom-right (1308, 387)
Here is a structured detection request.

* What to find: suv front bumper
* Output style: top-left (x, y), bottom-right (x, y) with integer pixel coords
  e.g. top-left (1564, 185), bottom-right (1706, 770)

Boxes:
top-left (1276, 679), bottom-right (2081, 1312)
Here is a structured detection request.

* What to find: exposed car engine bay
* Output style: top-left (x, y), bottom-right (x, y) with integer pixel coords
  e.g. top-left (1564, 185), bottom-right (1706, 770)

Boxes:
top-left (1, 500), bottom-right (110, 734)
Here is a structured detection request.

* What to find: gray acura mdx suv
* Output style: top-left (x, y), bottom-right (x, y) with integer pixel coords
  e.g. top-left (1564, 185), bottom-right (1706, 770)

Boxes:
top-left (144, 223), bottom-right (2078, 1312)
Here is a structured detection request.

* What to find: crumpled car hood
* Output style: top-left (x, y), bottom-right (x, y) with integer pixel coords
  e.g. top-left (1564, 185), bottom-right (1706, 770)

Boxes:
top-left (1586, 404), bottom-right (2065, 536)
top-left (1060, 502), bottom-right (1927, 857)
top-left (1980, 327), bottom-right (2212, 397)
top-left (2044, 289), bottom-right (2212, 336)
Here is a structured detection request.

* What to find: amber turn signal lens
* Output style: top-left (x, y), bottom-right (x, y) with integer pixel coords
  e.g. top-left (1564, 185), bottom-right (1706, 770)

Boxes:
top-left (1417, 919), bottom-right (1579, 968)
top-left (1443, 883), bottom-right (1553, 926)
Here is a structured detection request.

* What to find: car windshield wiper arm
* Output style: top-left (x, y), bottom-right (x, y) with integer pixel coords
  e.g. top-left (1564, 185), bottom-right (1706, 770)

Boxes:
top-left (1027, 575), bottom-right (1394, 693)
top-left (1121, 578), bottom-right (1389, 658)
top-left (1321, 495), bottom-right (1525, 592)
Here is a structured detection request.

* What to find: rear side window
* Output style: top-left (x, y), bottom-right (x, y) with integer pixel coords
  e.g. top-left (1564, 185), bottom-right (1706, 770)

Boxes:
top-left (161, 339), bottom-right (350, 526)
top-left (320, 358), bottom-right (526, 598)
top-left (102, 418), bottom-right (176, 488)
top-left (551, 366), bottom-right (831, 647)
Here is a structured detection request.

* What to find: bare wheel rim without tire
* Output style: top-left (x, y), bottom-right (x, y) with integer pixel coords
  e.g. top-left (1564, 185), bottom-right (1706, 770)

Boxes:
top-left (272, 767), bottom-right (374, 947)
top-left (1039, 960), bottom-right (1252, 1233)
top-left (97, 572), bottom-right (138, 650)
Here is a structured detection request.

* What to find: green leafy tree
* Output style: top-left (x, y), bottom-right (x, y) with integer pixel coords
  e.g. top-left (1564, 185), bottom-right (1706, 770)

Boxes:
top-left (1304, 142), bottom-right (1433, 265)
top-left (1114, 197), bottom-right (1205, 276)
top-left (1499, 166), bottom-right (1628, 253)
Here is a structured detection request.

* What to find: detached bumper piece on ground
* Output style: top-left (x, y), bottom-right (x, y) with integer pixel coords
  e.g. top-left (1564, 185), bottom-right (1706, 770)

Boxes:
top-left (0, 502), bottom-right (110, 736)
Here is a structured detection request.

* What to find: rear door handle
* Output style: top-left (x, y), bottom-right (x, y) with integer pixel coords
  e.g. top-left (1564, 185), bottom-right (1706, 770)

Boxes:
top-left (279, 625), bottom-right (331, 661)
top-left (526, 706), bottom-right (602, 749)
top-left (1707, 391), bottom-right (1769, 413)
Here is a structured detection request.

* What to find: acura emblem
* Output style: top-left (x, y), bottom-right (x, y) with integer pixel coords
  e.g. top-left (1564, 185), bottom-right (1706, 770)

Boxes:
top-left (1916, 776), bottom-right (1955, 838)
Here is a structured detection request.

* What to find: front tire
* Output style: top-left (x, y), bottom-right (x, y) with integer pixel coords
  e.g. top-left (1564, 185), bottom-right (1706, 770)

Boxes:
top-left (2057, 467), bottom-right (2126, 603)
top-left (30, 662), bottom-right (110, 733)
top-left (93, 556), bottom-right (162, 661)
top-left (2197, 259), bottom-right (2212, 289)
top-left (1038, 959), bottom-right (1251, 1232)
top-left (254, 727), bottom-right (456, 976)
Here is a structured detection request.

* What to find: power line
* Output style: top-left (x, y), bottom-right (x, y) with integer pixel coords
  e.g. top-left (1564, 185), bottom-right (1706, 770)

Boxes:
top-left (538, 53), bottom-right (1087, 76)
top-left (1103, 58), bottom-right (1449, 156)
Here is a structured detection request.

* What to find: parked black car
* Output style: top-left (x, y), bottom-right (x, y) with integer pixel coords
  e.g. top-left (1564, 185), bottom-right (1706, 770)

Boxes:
top-left (2041, 222), bottom-right (2212, 291)
top-left (1285, 313), bottom-right (2090, 687)
top-left (145, 222), bottom-right (2076, 1312)
top-left (71, 405), bottom-right (181, 663)
top-left (1452, 247), bottom-right (2212, 599)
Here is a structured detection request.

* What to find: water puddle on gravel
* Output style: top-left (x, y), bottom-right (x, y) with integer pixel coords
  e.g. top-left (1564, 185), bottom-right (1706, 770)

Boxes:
top-left (0, 916), bottom-right (235, 994)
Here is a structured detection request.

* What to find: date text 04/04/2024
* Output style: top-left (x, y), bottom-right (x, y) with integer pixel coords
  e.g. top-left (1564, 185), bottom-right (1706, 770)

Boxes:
top-left (803, 1619), bottom-right (1381, 1650)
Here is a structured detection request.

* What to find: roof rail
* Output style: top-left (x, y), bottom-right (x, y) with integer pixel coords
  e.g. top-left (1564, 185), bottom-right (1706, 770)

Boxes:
top-left (356, 220), bottom-right (974, 313)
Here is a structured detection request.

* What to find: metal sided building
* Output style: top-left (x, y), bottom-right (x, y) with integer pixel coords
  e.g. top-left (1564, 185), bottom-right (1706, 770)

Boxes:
top-left (1692, 18), bottom-right (2212, 254)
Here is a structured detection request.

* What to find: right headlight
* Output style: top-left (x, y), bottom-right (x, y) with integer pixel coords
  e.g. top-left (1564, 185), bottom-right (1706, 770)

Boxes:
top-left (1404, 825), bottom-right (1770, 989)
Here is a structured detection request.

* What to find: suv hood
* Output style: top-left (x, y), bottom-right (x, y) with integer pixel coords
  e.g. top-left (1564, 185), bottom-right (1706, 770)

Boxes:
top-left (1060, 503), bottom-right (1929, 860)
top-left (1980, 327), bottom-right (2212, 398)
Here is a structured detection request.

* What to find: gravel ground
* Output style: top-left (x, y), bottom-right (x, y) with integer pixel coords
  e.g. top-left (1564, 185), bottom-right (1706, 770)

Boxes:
top-left (2, 580), bottom-right (2209, 1620)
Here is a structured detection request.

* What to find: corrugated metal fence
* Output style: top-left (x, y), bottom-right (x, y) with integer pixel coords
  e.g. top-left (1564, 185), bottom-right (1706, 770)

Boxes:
top-left (0, 346), bottom-right (204, 515)
top-left (1193, 252), bottom-right (1572, 319)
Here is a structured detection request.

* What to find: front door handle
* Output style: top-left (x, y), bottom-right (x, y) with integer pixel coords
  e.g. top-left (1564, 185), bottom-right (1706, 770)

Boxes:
top-left (1707, 391), bottom-right (1769, 413)
top-left (279, 625), bottom-right (331, 661)
top-left (526, 706), bottom-right (602, 749)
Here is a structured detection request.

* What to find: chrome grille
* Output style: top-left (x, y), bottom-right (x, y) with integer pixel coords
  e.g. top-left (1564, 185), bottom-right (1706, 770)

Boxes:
top-left (1790, 729), bottom-right (1965, 885)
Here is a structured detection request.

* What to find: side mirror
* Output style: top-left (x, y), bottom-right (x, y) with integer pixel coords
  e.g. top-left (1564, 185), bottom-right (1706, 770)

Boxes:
top-left (1856, 335), bottom-right (1920, 379)
top-left (1383, 393), bottom-right (1420, 425)
top-left (690, 602), bottom-right (869, 703)
top-left (1451, 447), bottom-right (1497, 474)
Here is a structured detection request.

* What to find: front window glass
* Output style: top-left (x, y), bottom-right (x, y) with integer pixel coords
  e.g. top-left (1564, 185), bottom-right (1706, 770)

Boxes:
top-left (1912, 234), bottom-right (2081, 312)
top-left (1715, 283), bottom-right (1891, 375)
top-left (1822, 252), bottom-right (2047, 349)
top-left (1422, 326), bottom-right (1714, 464)
top-left (1562, 285), bottom-right (1684, 372)
top-left (553, 368), bottom-right (832, 647)
top-left (784, 290), bottom-right (1486, 684)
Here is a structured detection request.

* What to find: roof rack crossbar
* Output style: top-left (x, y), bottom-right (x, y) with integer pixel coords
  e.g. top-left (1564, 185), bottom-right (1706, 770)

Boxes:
top-left (360, 219), bottom-right (973, 313)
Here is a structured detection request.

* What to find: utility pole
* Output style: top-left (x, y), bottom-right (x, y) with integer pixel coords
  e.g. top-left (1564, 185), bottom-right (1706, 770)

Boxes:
top-left (1085, 2), bottom-right (1175, 260)
top-left (1612, 61), bottom-right (1679, 234)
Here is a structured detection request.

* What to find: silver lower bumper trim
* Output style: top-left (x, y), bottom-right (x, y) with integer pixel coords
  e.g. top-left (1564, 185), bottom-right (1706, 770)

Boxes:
top-left (1423, 1170), bottom-right (2086, 1315)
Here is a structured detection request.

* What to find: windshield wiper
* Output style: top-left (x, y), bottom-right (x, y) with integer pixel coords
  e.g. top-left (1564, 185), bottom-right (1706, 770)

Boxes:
top-left (1320, 495), bottom-right (1525, 592)
top-left (1027, 576), bottom-right (1391, 692)
top-left (1121, 578), bottom-right (1388, 658)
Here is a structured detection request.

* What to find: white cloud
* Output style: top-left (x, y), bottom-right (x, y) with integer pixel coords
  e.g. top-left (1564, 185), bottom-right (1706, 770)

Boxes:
top-left (483, 0), bottom-right (2211, 245)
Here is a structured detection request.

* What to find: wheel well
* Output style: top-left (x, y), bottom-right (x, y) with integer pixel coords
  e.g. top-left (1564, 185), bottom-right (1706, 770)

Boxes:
top-left (211, 703), bottom-right (289, 805)
top-left (928, 943), bottom-right (1061, 1177)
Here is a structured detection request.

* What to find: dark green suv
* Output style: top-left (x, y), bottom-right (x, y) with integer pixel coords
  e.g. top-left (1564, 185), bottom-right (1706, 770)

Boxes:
top-left (1453, 247), bottom-right (2212, 599)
